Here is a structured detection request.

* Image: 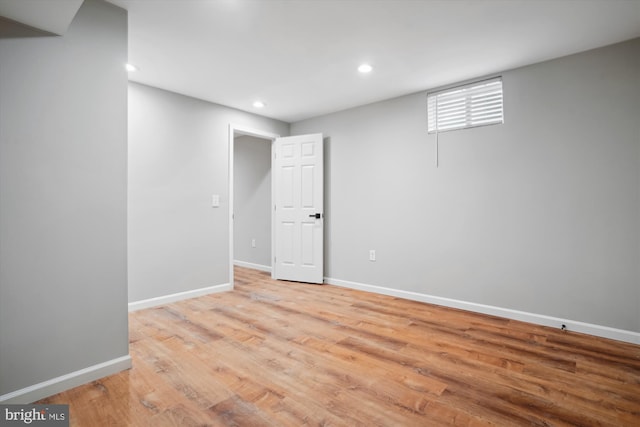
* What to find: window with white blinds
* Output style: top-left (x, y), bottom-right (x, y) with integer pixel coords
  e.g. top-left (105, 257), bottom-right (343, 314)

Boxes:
top-left (427, 77), bottom-right (503, 133)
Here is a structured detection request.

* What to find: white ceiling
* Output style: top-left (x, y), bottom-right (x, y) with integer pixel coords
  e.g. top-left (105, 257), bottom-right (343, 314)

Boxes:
top-left (0, 0), bottom-right (83, 35)
top-left (109, 0), bottom-right (639, 123)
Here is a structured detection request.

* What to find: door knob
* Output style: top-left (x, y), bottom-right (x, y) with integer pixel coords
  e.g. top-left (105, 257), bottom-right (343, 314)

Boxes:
top-left (309, 213), bottom-right (322, 219)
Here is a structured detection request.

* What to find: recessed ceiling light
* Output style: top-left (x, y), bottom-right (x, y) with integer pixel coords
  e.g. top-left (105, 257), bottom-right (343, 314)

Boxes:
top-left (358, 63), bottom-right (373, 73)
top-left (253, 100), bottom-right (265, 108)
top-left (125, 63), bottom-right (138, 72)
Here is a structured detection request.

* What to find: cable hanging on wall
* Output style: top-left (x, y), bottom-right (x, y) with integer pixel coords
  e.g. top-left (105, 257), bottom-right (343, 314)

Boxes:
top-left (435, 98), bottom-right (439, 168)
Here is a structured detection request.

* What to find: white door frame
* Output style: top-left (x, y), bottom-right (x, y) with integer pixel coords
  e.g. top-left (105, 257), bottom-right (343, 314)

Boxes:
top-left (228, 124), bottom-right (280, 289)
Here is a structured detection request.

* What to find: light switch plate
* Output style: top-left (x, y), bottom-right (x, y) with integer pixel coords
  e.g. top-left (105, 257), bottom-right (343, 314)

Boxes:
top-left (212, 194), bottom-right (220, 207)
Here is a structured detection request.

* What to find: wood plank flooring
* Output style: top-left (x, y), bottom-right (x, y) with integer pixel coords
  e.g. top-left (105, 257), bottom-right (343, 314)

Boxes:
top-left (40, 267), bottom-right (640, 426)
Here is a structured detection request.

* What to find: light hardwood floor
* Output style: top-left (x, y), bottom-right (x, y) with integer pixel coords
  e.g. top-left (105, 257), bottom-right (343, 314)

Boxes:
top-left (40, 267), bottom-right (640, 426)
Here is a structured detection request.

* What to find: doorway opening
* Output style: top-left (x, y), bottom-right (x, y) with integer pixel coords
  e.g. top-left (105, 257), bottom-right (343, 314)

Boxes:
top-left (228, 125), bottom-right (280, 288)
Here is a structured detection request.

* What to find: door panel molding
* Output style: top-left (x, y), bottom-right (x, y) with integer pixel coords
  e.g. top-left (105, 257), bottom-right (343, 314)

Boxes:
top-left (273, 133), bottom-right (324, 284)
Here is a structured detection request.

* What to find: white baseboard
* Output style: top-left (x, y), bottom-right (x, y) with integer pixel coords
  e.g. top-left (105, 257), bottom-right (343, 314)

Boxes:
top-left (324, 277), bottom-right (640, 345)
top-left (128, 283), bottom-right (232, 312)
top-left (0, 355), bottom-right (132, 404)
top-left (234, 260), bottom-right (272, 273)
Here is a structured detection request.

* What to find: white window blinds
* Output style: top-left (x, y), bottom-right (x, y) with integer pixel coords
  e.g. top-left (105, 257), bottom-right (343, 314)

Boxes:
top-left (428, 77), bottom-right (503, 133)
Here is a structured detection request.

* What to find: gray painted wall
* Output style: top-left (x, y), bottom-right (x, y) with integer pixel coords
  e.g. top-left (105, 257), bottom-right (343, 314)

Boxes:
top-left (128, 83), bottom-right (287, 302)
top-left (0, 0), bottom-right (129, 395)
top-left (234, 135), bottom-right (272, 268)
top-left (292, 39), bottom-right (640, 333)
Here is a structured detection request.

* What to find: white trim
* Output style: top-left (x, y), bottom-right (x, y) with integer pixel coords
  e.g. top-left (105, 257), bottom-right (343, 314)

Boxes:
top-left (229, 124), bottom-right (235, 292)
top-left (324, 276), bottom-right (640, 345)
top-left (0, 355), bottom-right (132, 404)
top-left (228, 124), bottom-right (279, 291)
top-left (270, 138), bottom-right (276, 281)
top-left (128, 283), bottom-right (232, 312)
top-left (233, 260), bottom-right (272, 273)
top-left (232, 125), bottom-right (281, 140)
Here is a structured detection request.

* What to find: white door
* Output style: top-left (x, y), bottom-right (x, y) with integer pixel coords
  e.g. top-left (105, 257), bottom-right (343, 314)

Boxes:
top-left (273, 133), bottom-right (324, 284)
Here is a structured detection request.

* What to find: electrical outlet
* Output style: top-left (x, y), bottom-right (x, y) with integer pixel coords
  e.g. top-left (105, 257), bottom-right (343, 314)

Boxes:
top-left (369, 250), bottom-right (376, 261)
top-left (251, 238), bottom-right (256, 248)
